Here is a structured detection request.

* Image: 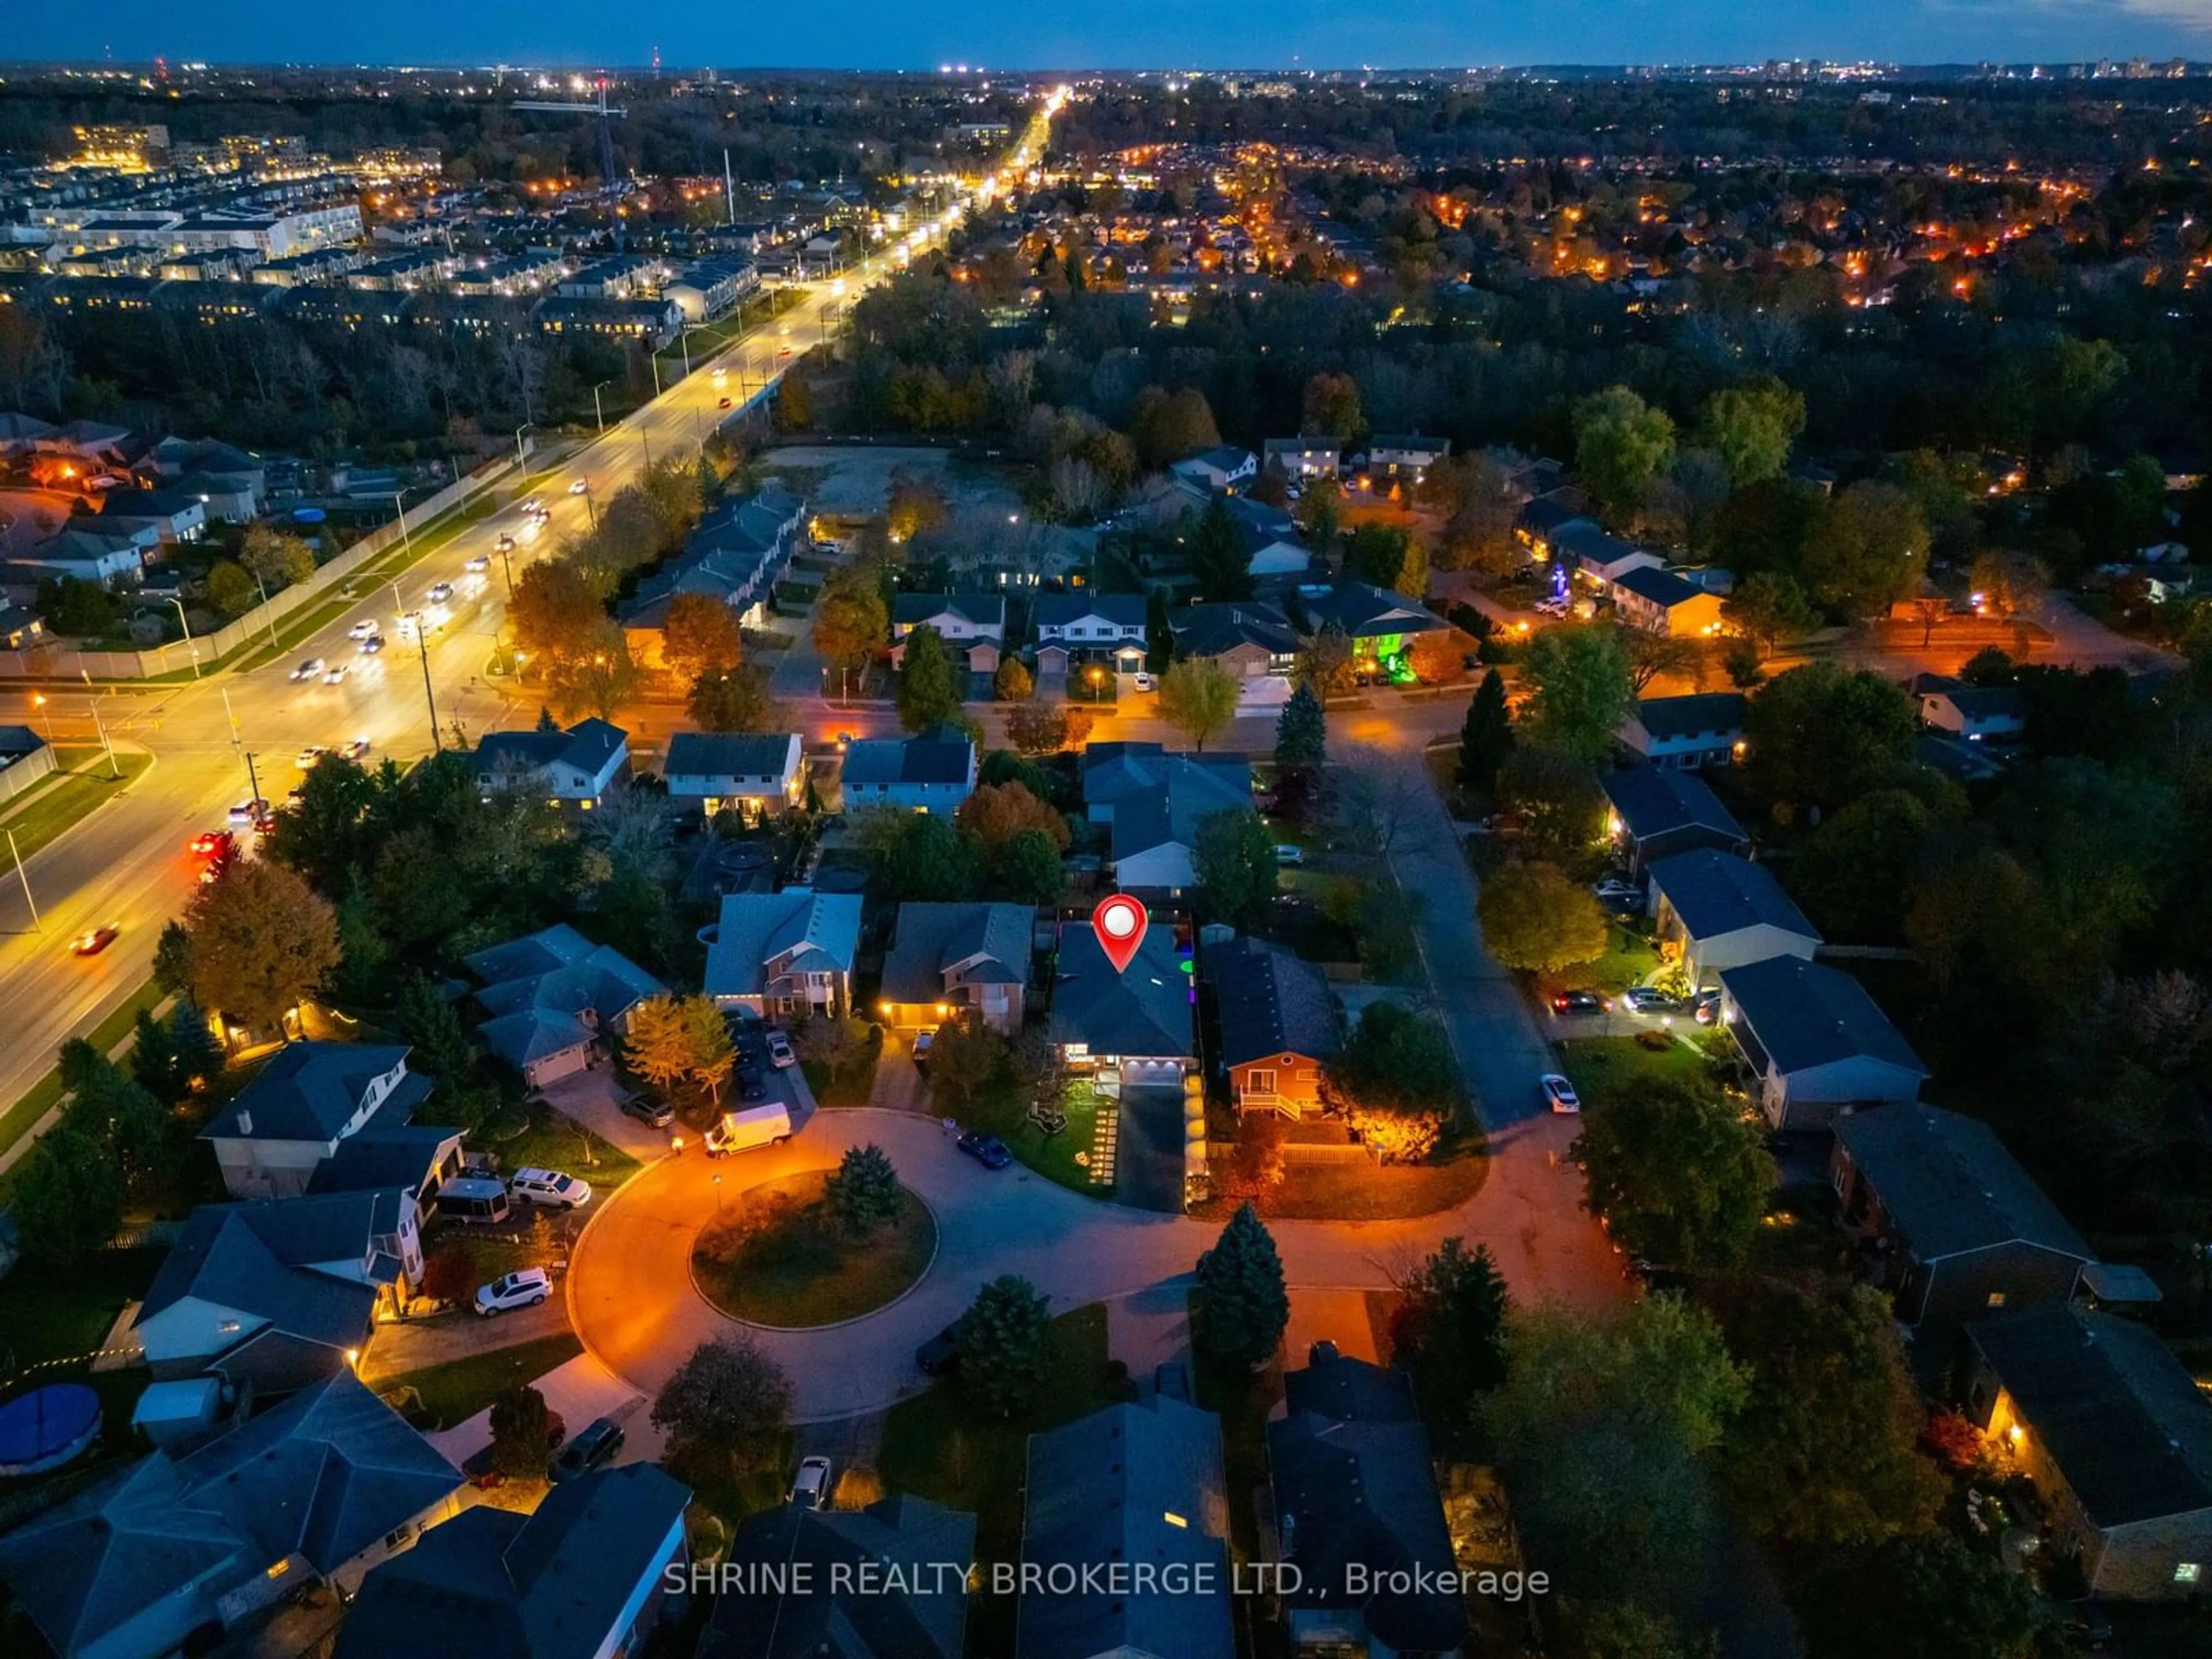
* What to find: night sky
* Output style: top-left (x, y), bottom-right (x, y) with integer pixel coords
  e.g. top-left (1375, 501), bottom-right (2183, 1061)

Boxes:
top-left (9, 2), bottom-right (2211, 70)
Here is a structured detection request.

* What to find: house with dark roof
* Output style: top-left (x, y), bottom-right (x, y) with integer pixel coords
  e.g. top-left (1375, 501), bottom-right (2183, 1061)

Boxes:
top-left (1618, 691), bottom-right (1748, 771)
top-left (1049, 923), bottom-right (1196, 1089)
top-left (1601, 765), bottom-right (1749, 877)
top-left (1263, 437), bottom-right (1340, 482)
top-left (134, 1191), bottom-right (416, 1389)
top-left (1018, 1396), bottom-right (1235, 1659)
top-left (1917, 674), bottom-right (2028, 742)
top-left (840, 727), bottom-right (977, 815)
top-left (201, 1042), bottom-right (445, 1200)
top-left (1612, 565), bottom-right (1726, 637)
top-left (619, 486), bottom-right (805, 642)
top-left (1081, 742), bottom-right (1254, 894)
top-left (700, 1495), bottom-right (975, 1659)
top-left (880, 902), bottom-right (1035, 1035)
top-left (1558, 522), bottom-right (1663, 595)
top-left (335, 1463), bottom-right (693, 1659)
top-left (891, 592), bottom-right (1007, 672)
top-left (469, 717), bottom-right (630, 808)
top-left (0, 1372), bottom-right (463, 1659)
top-left (1293, 582), bottom-right (1446, 670)
top-left (1267, 1348), bottom-right (1466, 1659)
top-left (1171, 601), bottom-right (1300, 680)
top-left (0, 724), bottom-right (56, 806)
top-left (704, 887), bottom-right (863, 1018)
top-left (1363, 434), bottom-right (1451, 479)
top-left (1210, 937), bottom-right (1339, 1119)
top-left (1964, 1306), bottom-right (2212, 1603)
top-left (662, 730), bottom-right (805, 823)
top-left (464, 923), bottom-right (666, 1089)
top-left (1033, 592), bottom-right (1150, 675)
top-left (1646, 849), bottom-right (1820, 987)
top-left (1719, 957), bottom-right (1929, 1130)
top-left (1831, 1103), bottom-right (2094, 1327)
top-left (1169, 445), bottom-right (1258, 493)
top-left (1514, 494), bottom-right (1594, 562)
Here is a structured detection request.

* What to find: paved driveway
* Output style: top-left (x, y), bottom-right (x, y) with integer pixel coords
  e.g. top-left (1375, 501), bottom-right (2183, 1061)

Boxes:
top-left (536, 1068), bottom-right (671, 1162)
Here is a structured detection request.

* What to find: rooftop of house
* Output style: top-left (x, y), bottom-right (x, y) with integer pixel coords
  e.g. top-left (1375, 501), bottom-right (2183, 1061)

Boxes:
top-left (1211, 935), bottom-right (1339, 1070)
top-left (701, 1495), bottom-right (976, 1659)
top-left (841, 728), bottom-right (976, 788)
top-left (1613, 564), bottom-right (1709, 608)
top-left (202, 1042), bottom-right (418, 1144)
top-left (471, 718), bottom-right (628, 782)
top-left (881, 902), bottom-right (1035, 1007)
top-left (1019, 1397), bottom-right (1235, 1659)
top-left (1293, 580), bottom-right (1445, 640)
top-left (1648, 848), bottom-right (1819, 944)
top-left (662, 731), bottom-right (801, 779)
top-left (1919, 675), bottom-right (2030, 722)
top-left (1969, 1305), bottom-right (2212, 1529)
top-left (0, 1372), bottom-right (460, 1659)
top-left (1171, 601), bottom-right (1302, 660)
top-left (1082, 743), bottom-right (1254, 861)
top-left (1367, 433), bottom-right (1451, 455)
top-left (892, 592), bottom-right (1006, 629)
top-left (334, 1464), bottom-right (694, 1659)
top-left (705, 887), bottom-right (864, 996)
top-left (1176, 444), bottom-right (1253, 474)
top-left (1629, 691), bottom-right (1749, 741)
top-left (1719, 956), bottom-right (1928, 1080)
top-left (464, 923), bottom-right (665, 1028)
top-left (1267, 1350), bottom-right (1465, 1657)
top-left (1602, 765), bottom-right (1748, 847)
top-left (138, 1192), bottom-right (397, 1346)
top-left (1048, 926), bottom-right (1195, 1060)
top-left (1835, 1102), bottom-right (2093, 1266)
top-left (0, 724), bottom-right (48, 759)
top-left (1556, 521), bottom-right (1657, 570)
top-left (1034, 590), bottom-right (1149, 630)
top-left (1516, 493), bottom-right (1594, 536)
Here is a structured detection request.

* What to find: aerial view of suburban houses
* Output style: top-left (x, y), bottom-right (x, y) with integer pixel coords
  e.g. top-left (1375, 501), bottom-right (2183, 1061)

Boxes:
top-left (3, 31), bottom-right (2212, 1659)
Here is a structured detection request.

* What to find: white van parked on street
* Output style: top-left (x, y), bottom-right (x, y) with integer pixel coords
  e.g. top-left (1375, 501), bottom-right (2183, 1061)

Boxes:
top-left (705, 1104), bottom-right (794, 1156)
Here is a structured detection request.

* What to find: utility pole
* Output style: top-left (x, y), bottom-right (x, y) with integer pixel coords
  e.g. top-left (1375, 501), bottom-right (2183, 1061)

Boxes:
top-left (514, 423), bottom-right (532, 471)
top-left (496, 541), bottom-right (516, 600)
top-left (394, 491), bottom-right (412, 552)
top-left (88, 698), bottom-right (118, 778)
top-left (407, 611), bottom-right (441, 748)
top-left (724, 149), bottom-right (735, 225)
top-left (243, 750), bottom-right (264, 810)
top-left (249, 572), bottom-right (280, 646)
top-left (166, 597), bottom-right (201, 679)
top-left (7, 828), bottom-right (39, 931)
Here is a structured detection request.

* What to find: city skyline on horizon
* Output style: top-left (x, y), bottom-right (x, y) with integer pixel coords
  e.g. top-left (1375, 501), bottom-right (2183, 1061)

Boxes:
top-left (7, 2), bottom-right (2212, 77)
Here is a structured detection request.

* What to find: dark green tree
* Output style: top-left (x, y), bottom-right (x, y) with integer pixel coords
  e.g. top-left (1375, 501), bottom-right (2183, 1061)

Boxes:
top-left (1799, 1534), bottom-right (2044, 1659)
top-left (1393, 1238), bottom-right (1510, 1436)
top-left (12, 1121), bottom-right (126, 1266)
top-left (1323, 1001), bottom-right (1464, 1161)
top-left (130, 1007), bottom-right (185, 1105)
top-left (1145, 587), bottom-right (1176, 673)
top-left (996, 827), bottom-right (1066, 904)
top-left (1519, 627), bottom-right (1634, 763)
top-left (688, 664), bottom-right (784, 733)
top-left (1457, 669), bottom-right (1515, 794)
top-left (896, 623), bottom-right (965, 732)
top-left (488, 1384), bottom-right (555, 1477)
top-left (959, 1274), bottom-right (1054, 1418)
top-left (1274, 681), bottom-right (1327, 777)
top-left (1194, 808), bottom-right (1277, 930)
top-left (397, 973), bottom-right (477, 1092)
top-left (651, 1334), bottom-right (795, 1484)
top-left (884, 813), bottom-right (984, 902)
top-left (825, 1142), bottom-right (904, 1238)
top-left (1194, 1203), bottom-right (1290, 1370)
top-left (1344, 522), bottom-right (1416, 591)
top-left (1188, 497), bottom-right (1253, 601)
top-left (169, 1005), bottom-right (223, 1093)
top-left (1743, 662), bottom-right (1919, 809)
top-left (1573, 1078), bottom-right (1775, 1268)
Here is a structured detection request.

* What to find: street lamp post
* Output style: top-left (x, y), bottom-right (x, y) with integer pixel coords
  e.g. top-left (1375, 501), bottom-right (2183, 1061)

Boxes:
top-left (165, 598), bottom-right (200, 679)
top-left (393, 491), bottom-right (412, 552)
top-left (248, 571), bottom-right (281, 646)
top-left (404, 609), bottom-right (441, 749)
top-left (514, 423), bottom-right (532, 471)
top-left (650, 353), bottom-right (662, 399)
top-left (29, 692), bottom-right (52, 743)
top-left (88, 698), bottom-right (118, 779)
top-left (243, 750), bottom-right (264, 810)
top-left (592, 380), bottom-right (613, 434)
top-left (495, 542), bottom-right (516, 600)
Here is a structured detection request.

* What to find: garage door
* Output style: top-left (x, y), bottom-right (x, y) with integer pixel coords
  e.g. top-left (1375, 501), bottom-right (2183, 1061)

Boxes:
top-left (527, 1045), bottom-right (590, 1089)
top-left (1119, 1058), bottom-right (1183, 1088)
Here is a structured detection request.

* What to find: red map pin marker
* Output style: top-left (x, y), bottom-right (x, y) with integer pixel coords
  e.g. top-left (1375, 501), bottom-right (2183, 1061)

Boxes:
top-left (1091, 893), bottom-right (1148, 974)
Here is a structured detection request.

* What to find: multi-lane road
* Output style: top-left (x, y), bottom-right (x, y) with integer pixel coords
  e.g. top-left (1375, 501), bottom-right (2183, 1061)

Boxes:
top-left (0, 96), bottom-right (1065, 1119)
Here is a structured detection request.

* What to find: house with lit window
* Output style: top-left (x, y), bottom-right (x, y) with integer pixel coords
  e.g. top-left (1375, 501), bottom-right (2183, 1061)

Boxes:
top-left (464, 923), bottom-right (667, 1090)
top-left (663, 731), bottom-right (806, 823)
top-left (1048, 923), bottom-right (1196, 1090)
top-left (1646, 849), bottom-right (1819, 987)
top-left (1831, 1102), bottom-right (2094, 1328)
top-left (1601, 765), bottom-right (1749, 877)
top-left (840, 728), bottom-right (977, 814)
top-left (1169, 445), bottom-right (1257, 493)
top-left (1362, 434), bottom-right (1451, 480)
top-left (1262, 437), bottom-right (1340, 482)
top-left (1212, 936), bottom-right (1339, 1118)
top-left (704, 887), bottom-right (863, 1018)
top-left (1032, 592), bottom-right (1150, 673)
top-left (1964, 1305), bottom-right (2212, 1603)
top-left (1081, 742), bottom-right (1254, 895)
top-left (1172, 601), bottom-right (1301, 680)
top-left (1294, 581), bottom-right (1446, 677)
top-left (1558, 522), bottom-right (1663, 594)
top-left (891, 593), bottom-right (1007, 671)
top-left (879, 902), bottom-right (1036, 1035)
top-left (1612, 565), bottom-right (1728, 637)
top-left (1916, 673), bottom-right (2028, 743)
top-left (200, 1043), bottom-right (458, 1202)
top-left (469, 717), bottom-right (630, 808)
top-left (1618, 691), bottom-right (1748, 771)
top-left (0, 1373), bottom-right (463, 1659)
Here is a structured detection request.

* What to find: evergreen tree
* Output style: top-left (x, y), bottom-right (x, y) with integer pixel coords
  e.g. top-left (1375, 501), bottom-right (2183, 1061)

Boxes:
top-left (130, 1007), bottom-right (184, 1105)
top-left (896, 623), bottom-right (965, 732)
top-left (397, 973), bottom-right (477, 1092)
top-left (1194, 1203), bottom-right (1290, 1369)
top-left (1457, 669), bottom-right (1516, 794)
top-left (959, 1274), bottom-right (1053, 1419)
top-left (1145, 588), bottom-right (1176, 673)
top-left (1188, 498), bottom-right (1253, 600)
top-left (826, 1142), bottom-right (904, 1238)
top-left (488, 1384), bottom-right (555, 1476)
top-left (13, 1121), bottom-right (126, 1265)
top-left (170, 1006), bottom-right (223, 1093)
top-left (1274, 681), bottom-right (1327, 777)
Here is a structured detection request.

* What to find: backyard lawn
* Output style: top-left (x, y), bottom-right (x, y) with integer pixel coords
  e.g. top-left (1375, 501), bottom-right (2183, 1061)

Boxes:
top-left (484, 1101), bottom-right (643, 1193)
top-left (0, 1247), bottom-right (166, 1375)
top-left (879, 1304), bottom-right (1116, 1657)
top-left (376, 1332), bottom-right (584, 1431)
